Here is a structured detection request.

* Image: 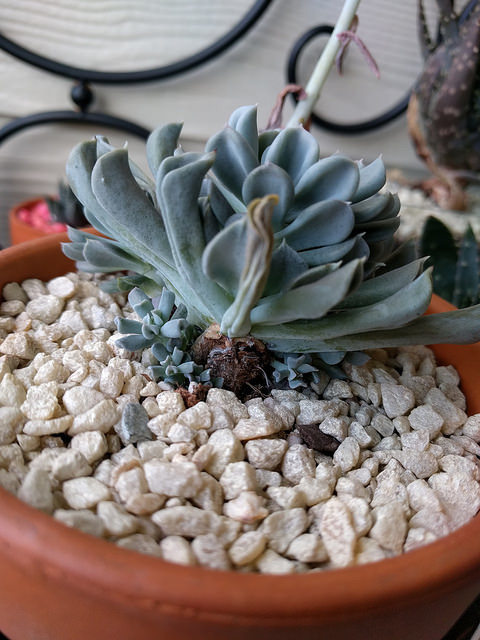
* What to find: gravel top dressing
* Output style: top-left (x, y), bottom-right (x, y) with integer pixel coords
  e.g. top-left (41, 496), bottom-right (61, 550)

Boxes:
top-left (0, 271), bottom-right (480, 574)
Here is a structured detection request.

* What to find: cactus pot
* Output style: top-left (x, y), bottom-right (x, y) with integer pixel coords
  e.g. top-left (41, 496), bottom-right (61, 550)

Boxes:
top-left (0, 233), bottom-right (479, 640)
top-left (8, 198), bottom-right (92, 245)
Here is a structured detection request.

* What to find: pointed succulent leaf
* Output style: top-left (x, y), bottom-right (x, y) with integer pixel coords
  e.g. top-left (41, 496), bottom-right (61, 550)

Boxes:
top-left (220, 195), bottom-right (277, 336)
top-left (287, 262), bottom-right (341, 289)
top-left (95, 136), bottom-right (156, 201)
top-left (299, 234), bottom-right (365, 267)
top-left (251, 258), bottom-right (364, 326)
top-left (115, 318), bottom-right (144, 334)
top-left (353, 192), bottom-right (393, 223)
top-left (254, 269), bottom-right (432, 350)
top-left (202, 218), bottom-right (247, 295)
top-left (208, 182), bottom-right (235, 225)
top-left (357, 216), bottom-right (400, 243)
top-left (66, 140), bottom-right (117, 238)
top-left (291, 156), bottom-right (360, 216)
top-left (277, 200), bottom-right (354, 250)
top-left (419, 216), bottom-right (458, 301)
top-left (323, 304), bottom-right (480, 350)
top-left (160, 318), bottom-right (189, 339)
top-left (156, 288), bottom-right (176, 322)
top-left (261, 127), bottom-right (319, 186)
top-left (146, 122), bottom-right (183, 175)
top-left (262, 240), bottom-right (308, 296)
top-left (258, 130), bottom-right (280, 158)
top-left (61, 242), bottom-right (87, 262)
top-left (337, 258), bottom-right (426, 309)
top-left (228, 105), bottom-right (259, 157)
top-left (83, 239), bottom-right (149, 272)
top-left (91, 149), bottom-right (174, 271)
top-left (115, 333), bottom-right (151, 351)
top-left (453, 225), bottom-right (479, 308)
top-left (205, 127), bottom-right (259, 199)
top-left (351, 157), bottom-right (386, 203)
top-left (242, 164), bottom-right (294, 230)
top-left (159, 151), bottom-right (231, 321)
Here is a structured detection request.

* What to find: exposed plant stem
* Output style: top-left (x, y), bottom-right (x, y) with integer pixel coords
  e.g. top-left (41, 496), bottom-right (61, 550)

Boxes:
top-left (286, 0), bottom-right (361, 128)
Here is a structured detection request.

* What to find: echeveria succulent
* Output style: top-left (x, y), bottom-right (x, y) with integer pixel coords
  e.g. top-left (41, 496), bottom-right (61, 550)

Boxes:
top-left (63, 105), bottom-right (480, 392)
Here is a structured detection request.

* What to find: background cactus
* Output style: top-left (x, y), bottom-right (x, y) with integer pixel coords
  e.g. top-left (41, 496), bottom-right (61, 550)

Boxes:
top-left (46, 180), bottom-right (88, 228)
top-left (419, 216), bottom-right (479, 308)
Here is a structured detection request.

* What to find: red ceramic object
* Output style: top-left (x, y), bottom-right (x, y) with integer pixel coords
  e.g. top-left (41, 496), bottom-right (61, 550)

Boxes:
top-left (0, 234), bottom-right (479, 640)
top-left (8, 198), bottom-right (91, 245)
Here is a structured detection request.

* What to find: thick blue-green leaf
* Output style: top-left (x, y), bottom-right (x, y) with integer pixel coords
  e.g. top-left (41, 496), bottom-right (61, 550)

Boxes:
top-left (199, 198), bottom-right (221, 244)
top-left (91, 149), bottom-right (174, 270)
top-left (228, 105), bottom-right (258, 157)
top-left (95, 136), bottom-right (156, 202)
top-left (336, 258), bottom-right (426, 308)
top-left (353, 192), bottom-right (393, 223)
top-left (115, 318), bottom-right (144, 334)
top-left (358, 216), bottom-right (400, 242)
top-left (116, 334), bottom-right (151, 351)
top-left (146, 123), bottom-right (183, 175)
top-left (202, 218), bottom-right (246, 295)
top-left (299, 235), bottom-right (360, 267)
top-left (258, 130), bottom-right (280, 158)
top-left (83, 239), bottom-right (149, 272)
top-left (253, 269), bottom-right (433, 350)
top-left (208, 181), bottom-right (235, 225)
top-left (290, 156), bottom-right (360, 216)
top-left (242, 164), bottom-right (294, 231)
top-left (261, 127), bottom-right (319, 186)
top-left (159, 152), bottom-right (231, 321)
top-left (66, 141), bottom-right (117, 238)
top-left (250, 258), bottom-right (363, 325)
top-left (161, 318), bottom-right (189, 338)
top-left (205, 127), bottom-right (258, 199)
top-left (375, 193), bottom-right (400, 221)
top-left (288, 262), bottom-right (340, 288)
top-left (351, 157), bottom-right (386, 203)
top-left (262, 240), bottom-right (307, 296)
top-left (61, 242), bottom-right (87, 262)
top-left (324, 304), bottom-right (480, 350)
top-left (277, 200), bottom-right (354, 250)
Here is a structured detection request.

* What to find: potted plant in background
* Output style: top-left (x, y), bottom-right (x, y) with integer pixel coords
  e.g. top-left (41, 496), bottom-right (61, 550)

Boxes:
top-left (9, 180), bottom-right (89, 245)
top-left (0, 1), bottom-right (480, 639)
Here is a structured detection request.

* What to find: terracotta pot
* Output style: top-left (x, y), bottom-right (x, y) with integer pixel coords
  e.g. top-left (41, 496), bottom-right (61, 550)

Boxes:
top-left (0, 233), bottom-right (479, 640)
top-left (8, 197), bottom-right (92, 245)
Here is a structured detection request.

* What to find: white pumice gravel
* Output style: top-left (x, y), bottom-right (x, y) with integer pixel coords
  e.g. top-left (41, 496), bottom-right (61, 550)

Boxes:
top-left (1, 272), bottom-right (480, 574)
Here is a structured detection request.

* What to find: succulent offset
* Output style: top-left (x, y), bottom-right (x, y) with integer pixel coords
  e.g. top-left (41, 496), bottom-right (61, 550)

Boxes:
top-left (63, 105), bottom-right (480, 391)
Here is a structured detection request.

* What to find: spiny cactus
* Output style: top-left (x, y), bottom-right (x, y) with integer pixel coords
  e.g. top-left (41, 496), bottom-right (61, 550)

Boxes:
top-left (419, 216), bottom-right (479, 309)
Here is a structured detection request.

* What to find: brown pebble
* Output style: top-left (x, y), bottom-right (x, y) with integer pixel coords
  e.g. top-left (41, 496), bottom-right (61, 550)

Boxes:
top-left (297, 424), bottom-right (340, 454)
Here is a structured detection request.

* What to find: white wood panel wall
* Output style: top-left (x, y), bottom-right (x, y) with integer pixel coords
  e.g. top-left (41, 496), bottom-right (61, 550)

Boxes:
top-left (0, 0), bottom-right (436, 245)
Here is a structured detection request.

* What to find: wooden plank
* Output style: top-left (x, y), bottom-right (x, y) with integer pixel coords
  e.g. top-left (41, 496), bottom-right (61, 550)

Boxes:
top-left (0, 0), bottom-right (440, 246)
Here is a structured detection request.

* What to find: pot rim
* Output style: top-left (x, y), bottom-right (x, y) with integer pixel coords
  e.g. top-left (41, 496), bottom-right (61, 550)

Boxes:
top-left (1, 233), bottom-right (479, 624)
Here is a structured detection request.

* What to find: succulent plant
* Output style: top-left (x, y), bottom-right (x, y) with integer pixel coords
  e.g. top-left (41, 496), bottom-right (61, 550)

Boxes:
top-left (62, 0), bottom-right (480, 395)
top-left (62, 102), bottom-right (480, 397)
top-left (419, 216), bottom-right (479, 308)
top-left (115, 287), bottom-right (219, 387)
top-left (46, 180), bottom-right (88, 228)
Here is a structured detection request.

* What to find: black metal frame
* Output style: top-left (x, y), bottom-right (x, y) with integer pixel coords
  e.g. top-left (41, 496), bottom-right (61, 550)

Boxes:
top-left (0, 0), bottom-right (273, 143)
